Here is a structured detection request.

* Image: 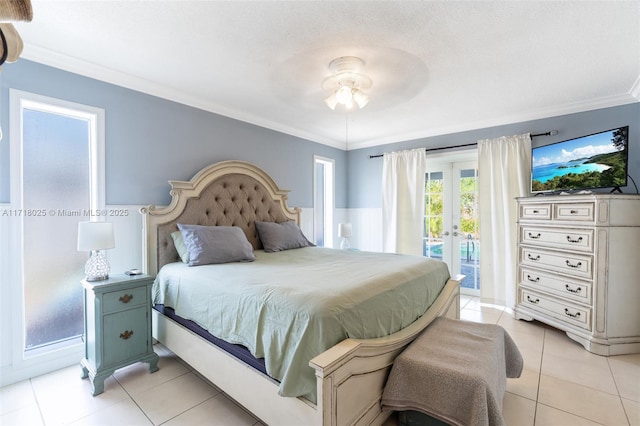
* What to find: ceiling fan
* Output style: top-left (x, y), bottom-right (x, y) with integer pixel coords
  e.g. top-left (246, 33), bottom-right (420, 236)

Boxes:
top-left (0, 0), bottom-right (33, 67)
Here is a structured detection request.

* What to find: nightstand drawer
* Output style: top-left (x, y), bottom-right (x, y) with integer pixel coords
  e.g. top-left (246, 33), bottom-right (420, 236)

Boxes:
top-left (554, 203), bottom-right (595, 222)
top-left (103, 307), bottom-right (148, 366)
top-left (103, 286), bottom-right (147, 313)
top-left (520, 226), bottom-right (594, 252)
top-left (520, 289), bottom-right (591, 330)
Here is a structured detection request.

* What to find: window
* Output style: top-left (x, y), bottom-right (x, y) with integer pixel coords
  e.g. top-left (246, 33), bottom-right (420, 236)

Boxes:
top-left (9, 90), bottom-right (104, 366)
top-left (313, 156), bottom-right (335, 247)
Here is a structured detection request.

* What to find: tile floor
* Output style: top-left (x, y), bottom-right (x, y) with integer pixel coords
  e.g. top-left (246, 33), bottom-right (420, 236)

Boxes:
top-left (1, 295), bottom-right (639, 425)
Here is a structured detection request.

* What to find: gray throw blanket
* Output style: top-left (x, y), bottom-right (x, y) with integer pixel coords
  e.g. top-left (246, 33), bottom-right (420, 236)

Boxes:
top-left (381, 317), bottom-right (523, 426)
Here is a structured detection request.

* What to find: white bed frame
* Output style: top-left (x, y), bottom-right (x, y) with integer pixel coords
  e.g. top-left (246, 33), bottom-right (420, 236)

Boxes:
top-left (142, 160), bottom-right (462, 426)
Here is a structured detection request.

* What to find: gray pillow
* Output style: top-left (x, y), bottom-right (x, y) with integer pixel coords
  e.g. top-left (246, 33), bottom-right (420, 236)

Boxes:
top-left (255, 221), bottom-right (314, 252)
top-left (171, 231), bottom-right (190, 264)
top-left (177, 224), bottom-right (255, 266)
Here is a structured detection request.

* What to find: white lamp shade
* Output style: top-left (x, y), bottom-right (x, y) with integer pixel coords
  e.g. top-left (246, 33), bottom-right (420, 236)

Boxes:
top-left (338, 223), bottom-right (352, 238)
top-left (77, 221), bottom-right (115, 251)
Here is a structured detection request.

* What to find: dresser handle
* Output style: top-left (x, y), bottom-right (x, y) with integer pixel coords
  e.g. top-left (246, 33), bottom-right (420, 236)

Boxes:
top-left (566, 236), bottom-right (583, 243)
top-left (119, 330), bottom-right (134, 340)
top-left (528, 232), bottom-right (541, 239)
top-left (565, 285), bottom-right (582, 294)
top-left (527, 254), bottom-right (540, 261)
top-left (532, 210), bottom-right (539, 214)
top-left (527, 275), bottom-right (540, 283)
top-left (570, 209), bottom-right (578, 214)
top-left (565, 260), bottom-right (582, 269)
top-left (119, 294), bottom-right (133, 303)
top-left (526, 295), bottom-right (540, 304)
top-left (564, 308), bottom-right (581, 319)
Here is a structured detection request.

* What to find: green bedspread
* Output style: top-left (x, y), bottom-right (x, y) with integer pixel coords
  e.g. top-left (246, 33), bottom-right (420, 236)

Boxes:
top-left (153, 247), bottom-right (450, 402)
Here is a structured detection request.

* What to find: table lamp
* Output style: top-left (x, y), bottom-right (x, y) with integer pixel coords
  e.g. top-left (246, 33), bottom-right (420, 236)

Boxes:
top-left (77, 221), bottom-right (115, 281)
top-left (338, 223), bottom-right (352, 250)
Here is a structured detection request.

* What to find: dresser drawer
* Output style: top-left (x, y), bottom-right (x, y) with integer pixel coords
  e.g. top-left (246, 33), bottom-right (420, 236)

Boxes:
top-left (554, 203), bottom-right (595, 222)
top-left (520, 247), bottom-right (592, 279)
top-left (519, 267), bottom-right (592, 304)
top-left (520, 226), bottom-right (594, 252)
top-left (103, 286), bottom-right (147, 314)
top-left (519, 203), bottom-right (551, 220)
top-left (103, 306), bottom-right (149, 367)
top-left (520, 289), bottom-right (591, 330)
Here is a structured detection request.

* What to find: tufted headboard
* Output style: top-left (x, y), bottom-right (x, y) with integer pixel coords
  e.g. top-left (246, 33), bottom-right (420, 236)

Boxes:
top-left (141, 160), bottom-right (300, 275)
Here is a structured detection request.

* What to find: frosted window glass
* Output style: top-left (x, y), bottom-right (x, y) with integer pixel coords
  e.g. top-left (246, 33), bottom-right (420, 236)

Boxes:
top-left (23, 109), bottom-right (90, 349)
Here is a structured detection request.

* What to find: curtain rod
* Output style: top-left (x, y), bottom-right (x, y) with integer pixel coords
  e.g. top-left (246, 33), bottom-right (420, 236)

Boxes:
top-left (367, 130), bottom-right (558, 159)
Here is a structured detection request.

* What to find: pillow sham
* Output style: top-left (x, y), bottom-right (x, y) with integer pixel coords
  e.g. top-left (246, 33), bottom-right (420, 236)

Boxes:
top-left (170, 231), bottom-right (190, 264)
top-left (255, 221), bottom-right (314, 252)
top-left (177, 224), bottom-right (255, 266)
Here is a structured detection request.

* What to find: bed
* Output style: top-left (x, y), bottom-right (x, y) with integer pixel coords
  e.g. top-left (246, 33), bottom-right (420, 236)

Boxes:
top-left (141, 160), bottom-right (463, 426)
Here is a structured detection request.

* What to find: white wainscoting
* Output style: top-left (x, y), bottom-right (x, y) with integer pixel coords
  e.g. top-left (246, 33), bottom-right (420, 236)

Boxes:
top-left (105, 205), bottom-right (145, 275)
top-left (349, 208), bottom-right (383, 252)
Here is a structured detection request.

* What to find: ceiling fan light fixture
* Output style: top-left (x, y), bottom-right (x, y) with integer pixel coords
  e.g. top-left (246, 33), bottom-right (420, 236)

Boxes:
top-left (335, 84), bottom-right (353, 105)
top-left (352, 89), bottom-right (369, 109)
top-left (322, 56), bottom-right (372, 111)
top-left (324, 92), bottom-right (338, 110)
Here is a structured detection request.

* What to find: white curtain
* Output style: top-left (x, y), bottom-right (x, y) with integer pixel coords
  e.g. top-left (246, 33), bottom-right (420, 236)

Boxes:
top-left (382, 148), bottom-right (427, 255)
top-left (478, 133), bottom-right (531, 307)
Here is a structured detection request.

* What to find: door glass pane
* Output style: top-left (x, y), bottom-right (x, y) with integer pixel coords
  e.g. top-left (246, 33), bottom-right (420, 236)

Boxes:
top-left (423, 172), bottom-right (443, 259)
top-left (459, 168), bottom-right (480, 292)
top-left (23, 108), bottom-right (90, 350)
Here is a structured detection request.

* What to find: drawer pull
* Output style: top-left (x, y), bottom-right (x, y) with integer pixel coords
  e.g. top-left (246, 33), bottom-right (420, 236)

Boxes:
top-left (526, 295), bottom-right (540, 304)
top-left (566, 236), bottom-right (583, 243)
top-left (527, 254), bottom-right (541, 261)
top-left (119, 294), bottom-right (133, 303)
top-left (526, 275), bottom-right (540, 283)
top-left (565, 284), bottom-right (582, 294)
top-left (119, 330), bottom-right (134, 340)
top-left (528, 232), bottom-right (541, 239)
top-left (532, 210), bottom-right (539, 214)
top-left (564, 308), bottom-right (581, 319)
top-left (565, 260), bottom-right (582, 269)
top-left (570, 210), bottom-right (578, 214)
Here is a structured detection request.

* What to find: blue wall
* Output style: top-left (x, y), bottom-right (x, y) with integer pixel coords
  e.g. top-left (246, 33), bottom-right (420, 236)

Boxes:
top-left (0, 60), bottom-right (346, 208)
top-left (2, 60), bottom-right (638, 210)
top-left (348, 103), bottom-right (640, 208)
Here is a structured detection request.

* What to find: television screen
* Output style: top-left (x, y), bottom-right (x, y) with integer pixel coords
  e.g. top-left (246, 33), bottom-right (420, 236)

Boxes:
top-left (531, 126), bottom-right (629, 193)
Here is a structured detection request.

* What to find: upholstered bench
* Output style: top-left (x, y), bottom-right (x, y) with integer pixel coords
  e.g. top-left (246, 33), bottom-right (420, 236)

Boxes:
top-left (381, 317), bottom-right (523, 426)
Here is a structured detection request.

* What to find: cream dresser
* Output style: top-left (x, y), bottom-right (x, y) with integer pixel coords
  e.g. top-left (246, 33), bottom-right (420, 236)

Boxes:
top-left (514, 194), bottom-right (640, 355)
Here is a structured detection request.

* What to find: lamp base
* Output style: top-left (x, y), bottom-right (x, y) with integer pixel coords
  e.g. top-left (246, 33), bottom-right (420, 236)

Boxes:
top-left (85, 250), bottom-right (110, 282)
top-left (340, 237), bottom-right (351, 250)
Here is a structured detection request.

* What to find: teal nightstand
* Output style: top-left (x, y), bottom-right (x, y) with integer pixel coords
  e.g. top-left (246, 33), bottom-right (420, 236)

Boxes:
top-left (80, 273), bottom-right (159, 395)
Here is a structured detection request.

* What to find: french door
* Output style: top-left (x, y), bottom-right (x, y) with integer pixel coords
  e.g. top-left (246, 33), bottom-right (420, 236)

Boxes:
top-left (423, 156), bottom-right (480, 295)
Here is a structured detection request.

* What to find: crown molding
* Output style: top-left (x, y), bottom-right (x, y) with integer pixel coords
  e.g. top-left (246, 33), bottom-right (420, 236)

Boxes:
top-left (350, 92), bottom-right (640, 151)
top-left (20, 46), bottom-right (343, 149)
top-left (21, 45), bottom-right (639, 153)
top-left (630, 74), bottom-right (640, 101)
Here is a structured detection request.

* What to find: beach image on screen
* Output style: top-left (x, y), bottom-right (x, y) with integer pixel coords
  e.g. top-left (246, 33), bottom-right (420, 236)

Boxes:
top-left (531, 127), bottom-right (628, 192)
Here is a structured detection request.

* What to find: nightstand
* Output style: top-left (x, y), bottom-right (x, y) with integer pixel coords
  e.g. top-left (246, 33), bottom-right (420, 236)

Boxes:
top-left (80, 273), bottom-right (159, 395)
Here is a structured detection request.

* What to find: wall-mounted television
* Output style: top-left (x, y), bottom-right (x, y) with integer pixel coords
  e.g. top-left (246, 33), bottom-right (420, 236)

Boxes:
top-left (531, 126), bottom-right (629, 193)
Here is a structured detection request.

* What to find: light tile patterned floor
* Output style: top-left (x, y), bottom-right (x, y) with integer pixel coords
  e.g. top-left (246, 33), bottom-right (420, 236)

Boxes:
top-left (1, 295), bottom-right (639, 425)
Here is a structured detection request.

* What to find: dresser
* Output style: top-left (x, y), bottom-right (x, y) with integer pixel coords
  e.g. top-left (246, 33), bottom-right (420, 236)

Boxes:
top-left (81, 274), bottom-right (159, 395)
top-left (513, 194), bottom-right (640, 355)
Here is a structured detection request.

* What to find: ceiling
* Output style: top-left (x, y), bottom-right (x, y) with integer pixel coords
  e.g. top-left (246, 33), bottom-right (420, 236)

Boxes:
top-left (13, 1), bottom-right (640, 150)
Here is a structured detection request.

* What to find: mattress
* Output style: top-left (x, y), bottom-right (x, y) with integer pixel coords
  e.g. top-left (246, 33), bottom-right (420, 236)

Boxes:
top-left (152, 246), bottom-right (450, 401)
